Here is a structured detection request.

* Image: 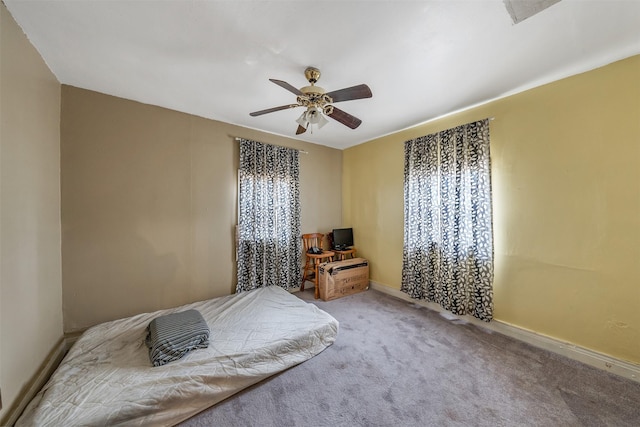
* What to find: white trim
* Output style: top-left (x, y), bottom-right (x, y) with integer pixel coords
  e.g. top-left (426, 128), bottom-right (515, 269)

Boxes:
top-left (369, 281), bottom-right (640, 383)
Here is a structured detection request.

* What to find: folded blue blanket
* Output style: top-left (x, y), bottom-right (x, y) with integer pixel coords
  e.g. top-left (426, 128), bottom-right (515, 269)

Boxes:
top-left (146, 309), bottom-right (210, 367)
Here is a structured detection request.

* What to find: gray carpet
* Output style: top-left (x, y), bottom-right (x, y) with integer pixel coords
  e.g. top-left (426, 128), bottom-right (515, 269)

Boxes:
top-left (180, 288), bottom-right (640, 426)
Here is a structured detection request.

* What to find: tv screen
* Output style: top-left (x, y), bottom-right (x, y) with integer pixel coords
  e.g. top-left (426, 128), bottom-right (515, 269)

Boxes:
top-left (332, 228), bottom-right (354, 250)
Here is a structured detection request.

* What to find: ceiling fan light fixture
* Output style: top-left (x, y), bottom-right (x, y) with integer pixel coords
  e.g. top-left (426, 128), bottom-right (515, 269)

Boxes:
top-left (296, 107), bottom-right (328, 134)
top-left (307, 107), bottom-right (328, 128)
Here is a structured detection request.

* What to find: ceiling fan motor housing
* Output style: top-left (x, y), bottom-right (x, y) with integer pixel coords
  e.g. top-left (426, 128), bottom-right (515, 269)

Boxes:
top-left (297, 92), bottom-right (333, 109)
top-left (300, 85), bottom-right (326, 95)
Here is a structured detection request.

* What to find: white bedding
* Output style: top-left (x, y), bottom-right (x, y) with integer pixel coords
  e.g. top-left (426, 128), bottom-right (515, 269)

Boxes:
top-left (16, 286), bottom-right (338, 426)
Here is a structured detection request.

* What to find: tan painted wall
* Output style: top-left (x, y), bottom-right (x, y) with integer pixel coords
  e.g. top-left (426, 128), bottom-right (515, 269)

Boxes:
top-left (343, 55), bottom-right (640, 363)
top-left (61, 86), bottom-right (342, 332)
top-left (0, 3), bottom-right (63, 420)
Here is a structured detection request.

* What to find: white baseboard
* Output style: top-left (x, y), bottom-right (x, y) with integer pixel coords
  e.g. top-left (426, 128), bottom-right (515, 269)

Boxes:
top-left (369, 281), bottom-right (640, 383)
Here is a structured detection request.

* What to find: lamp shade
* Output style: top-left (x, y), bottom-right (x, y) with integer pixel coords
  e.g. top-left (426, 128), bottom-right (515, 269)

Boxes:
top-left (296, 106), bottom-right (329, 133)
top-left (296, 111), bottom-right (308, 127)
top-left (307, 107), bottom-right (328, 128)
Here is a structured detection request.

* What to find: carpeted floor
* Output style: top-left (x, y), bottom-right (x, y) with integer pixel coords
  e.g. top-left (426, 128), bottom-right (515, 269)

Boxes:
top-left (180, 288), bottom-right (640, 427)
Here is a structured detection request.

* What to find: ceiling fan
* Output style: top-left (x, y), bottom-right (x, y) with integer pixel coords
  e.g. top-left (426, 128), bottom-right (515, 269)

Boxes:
top-left (250, 67), bottom-right (372, 135)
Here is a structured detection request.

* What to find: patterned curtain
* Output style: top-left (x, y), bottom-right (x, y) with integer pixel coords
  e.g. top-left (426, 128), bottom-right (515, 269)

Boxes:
top-left (236, 139), bottom-right (301, 292)
top-left (401, 119), bottom-right (494, 321)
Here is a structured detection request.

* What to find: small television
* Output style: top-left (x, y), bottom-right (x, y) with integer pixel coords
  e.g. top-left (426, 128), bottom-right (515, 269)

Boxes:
top-left (332, 228), bottom-right (354, 250)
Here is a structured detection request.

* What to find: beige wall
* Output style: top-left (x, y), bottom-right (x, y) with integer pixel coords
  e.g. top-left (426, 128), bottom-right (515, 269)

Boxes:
top-left (0, 3), bottom-right (63, 421)
top-left (343, 55), bottom-right (640, 364)
top-left (61, 86), bottom-right (342, 332)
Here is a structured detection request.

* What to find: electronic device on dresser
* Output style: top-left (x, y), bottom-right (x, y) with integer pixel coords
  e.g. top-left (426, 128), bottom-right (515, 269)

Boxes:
top-left (332, 227), bottom-right (353, 251)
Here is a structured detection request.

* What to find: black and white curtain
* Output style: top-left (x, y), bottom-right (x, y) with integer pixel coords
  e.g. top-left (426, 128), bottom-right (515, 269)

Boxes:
top-left (401, 119), bottom-right (494, 321)
top-left (236, 139), bottom-right (301, 293)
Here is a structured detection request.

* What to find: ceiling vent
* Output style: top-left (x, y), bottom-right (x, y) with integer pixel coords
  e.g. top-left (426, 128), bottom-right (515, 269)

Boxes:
top-left (504, 0), bottom-right (562, 24)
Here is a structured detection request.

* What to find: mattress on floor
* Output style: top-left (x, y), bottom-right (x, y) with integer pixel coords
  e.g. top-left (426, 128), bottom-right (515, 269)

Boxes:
top-left (16, 286), bottom-right (338, 426)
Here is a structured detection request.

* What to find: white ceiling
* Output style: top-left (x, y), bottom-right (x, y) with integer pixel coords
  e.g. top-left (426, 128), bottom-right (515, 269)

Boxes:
top-left (5, 0), bottom-right (640, 150)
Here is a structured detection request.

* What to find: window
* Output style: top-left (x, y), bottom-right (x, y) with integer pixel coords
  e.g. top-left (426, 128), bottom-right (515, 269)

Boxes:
top-left (401, 119), bottom-right (494, 321)
top-left (236, 139), bottom-right (301, 292)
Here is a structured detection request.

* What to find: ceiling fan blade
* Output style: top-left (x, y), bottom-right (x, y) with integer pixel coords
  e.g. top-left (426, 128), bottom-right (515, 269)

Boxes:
top-left (296, 125), bottom-right (307, 135)
top-left (250, 104), bottom-right (299, 117)
top-left (326, 106), bottom-right (362, 129)
top-left (326, 84), bottom-right (372, 103)
top-left (269, 79), bottom-right (303, 96)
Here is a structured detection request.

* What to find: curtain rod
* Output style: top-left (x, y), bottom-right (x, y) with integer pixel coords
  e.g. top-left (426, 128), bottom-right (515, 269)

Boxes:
top-left (234, 137), bottom-right (309, 154)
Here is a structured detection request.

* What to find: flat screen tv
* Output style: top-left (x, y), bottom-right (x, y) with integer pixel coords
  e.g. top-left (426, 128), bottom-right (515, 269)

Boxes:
top-left (332, 228), bottom-right (354, 250)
